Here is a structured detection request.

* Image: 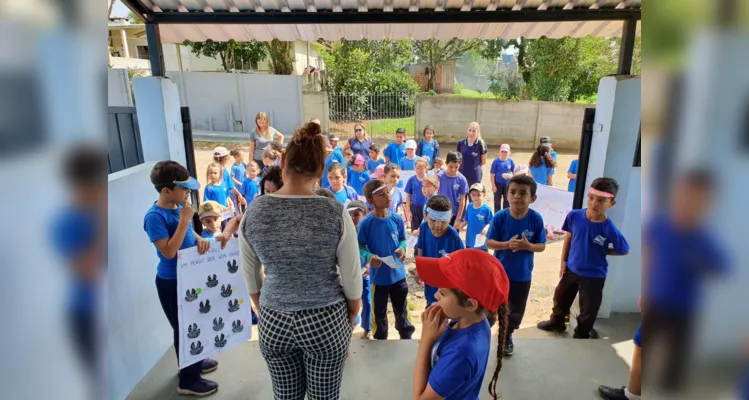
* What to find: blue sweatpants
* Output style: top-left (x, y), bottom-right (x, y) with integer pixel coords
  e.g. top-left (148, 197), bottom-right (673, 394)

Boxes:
top-left (360, 275), bottom-right (372, 332)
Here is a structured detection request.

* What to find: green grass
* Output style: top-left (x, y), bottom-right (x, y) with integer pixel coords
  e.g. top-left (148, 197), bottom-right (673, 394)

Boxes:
top-left (451, 89), bottom-right (496, 99)
top-left (574, 94), bottom-right (598, 104)
top-left (369, 117), bottom-right (415, 136)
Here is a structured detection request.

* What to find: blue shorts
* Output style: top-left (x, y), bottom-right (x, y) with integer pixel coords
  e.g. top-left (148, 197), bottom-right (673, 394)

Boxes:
top-left (633, 323), bottom-right (642, 347)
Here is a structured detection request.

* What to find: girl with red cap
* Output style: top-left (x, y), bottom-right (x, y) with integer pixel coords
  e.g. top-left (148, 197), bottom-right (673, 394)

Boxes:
top-left (413, 249), bottom-right (510, 400)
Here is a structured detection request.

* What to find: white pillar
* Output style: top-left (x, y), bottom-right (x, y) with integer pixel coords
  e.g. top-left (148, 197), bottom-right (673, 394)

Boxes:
top-left (120, 29), bottom-right (130, 59)
top-left (571, 76), bottom-right (642, 322)
top-left (132, 77), bottom-right (187, 166)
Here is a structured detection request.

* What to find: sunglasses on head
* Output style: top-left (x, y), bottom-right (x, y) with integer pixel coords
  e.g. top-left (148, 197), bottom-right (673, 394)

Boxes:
top-left (355, 128), bottom-right (363, 132)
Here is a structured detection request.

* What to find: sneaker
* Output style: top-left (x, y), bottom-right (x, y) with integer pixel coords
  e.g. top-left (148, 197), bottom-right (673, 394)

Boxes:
top-left (503, 337), bottom-right (514, 357)
top-left (177, 378), bottom-right (219, 397)
top-left (597, 385), bottom-right (629, 400)
top-left (362, 331), bottom-right (373, 340)
top-left (201, 358), bottom-right (218, 374)
top-left (536, 320), bottom-right (567, 333)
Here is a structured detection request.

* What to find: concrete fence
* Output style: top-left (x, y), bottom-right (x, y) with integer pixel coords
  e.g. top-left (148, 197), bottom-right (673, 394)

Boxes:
top-left (414, 96), bottom-right (590, 150)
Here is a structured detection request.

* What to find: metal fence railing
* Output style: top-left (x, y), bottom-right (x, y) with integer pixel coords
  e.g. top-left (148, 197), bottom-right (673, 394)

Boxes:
top-left (327, 92), bottom-right (417, 140)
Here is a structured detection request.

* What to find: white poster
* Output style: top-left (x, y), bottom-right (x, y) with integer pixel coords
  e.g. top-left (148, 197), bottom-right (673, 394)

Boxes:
top-left (399, 170), bottom-right (416, 186)
top-left (177, 239), bottom-right (252, 369)
top-left (529, 185), bottom-right (574, 233)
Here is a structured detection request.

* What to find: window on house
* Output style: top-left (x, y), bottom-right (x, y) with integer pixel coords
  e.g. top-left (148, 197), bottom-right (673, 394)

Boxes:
top-left (136, 46), bottom-right (149, 60)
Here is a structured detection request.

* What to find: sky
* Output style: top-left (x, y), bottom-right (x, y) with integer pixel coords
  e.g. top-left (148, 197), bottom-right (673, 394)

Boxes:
top-left (110, 0), bottom-right (130, 18)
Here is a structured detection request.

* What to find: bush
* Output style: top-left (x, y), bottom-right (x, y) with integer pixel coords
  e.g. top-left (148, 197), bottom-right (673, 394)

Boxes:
top-left (488, 70), bottom-right (523, 100)
top-left (426, 89), bottom-right (437, 96)
top-left (453, 81), bottom-right (464, 95)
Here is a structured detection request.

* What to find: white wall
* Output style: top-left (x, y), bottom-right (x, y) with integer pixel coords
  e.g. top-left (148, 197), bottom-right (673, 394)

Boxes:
top-left (108, 163), bottom-right (173, 400)
top-left (166, 71), bottom-right (304, 136)
top-left (110, 57), bottom-right (150, 70)
top-left (108, 68), bottom-right (132, 106)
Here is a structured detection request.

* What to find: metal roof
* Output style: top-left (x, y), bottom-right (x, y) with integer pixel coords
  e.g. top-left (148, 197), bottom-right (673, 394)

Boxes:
top-left (122, 0), bottom-right (640, 43)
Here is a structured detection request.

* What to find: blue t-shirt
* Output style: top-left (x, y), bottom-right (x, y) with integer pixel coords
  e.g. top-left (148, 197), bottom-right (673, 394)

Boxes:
top-left (437, 171), bottom-right (469, 217)
top-left (645, 213), bottom-right (728, 314)
top-left (529, 164), bottom-right (554, 186)
top-left (231, 162), bottom-right (246, 185)
top-left (404, 175), bottom-right (428, 207)
top-left (416, 224), bottom-right (465, 305)
top-left (486, 209), bottom-right (547, 282)
top-left (567, 159), bottom-right (579, 192)
top-left (333, 186), bottom-right (359, 205)
top-left (347, 169), bottom-right (371, 195)
top-left (429, 318), bottom-right (491, 400)
top-left (457, 139), bottom-right (487, 185)
top-left (144, 203), bottom-right (198, 280)
top-left (562, 209), bottom-right (629, 279)
top-left (222, 168), bottom-right (235, 190)
top-left (358, 213), bottom-right (407, 286)
top-left (418, 139), bottom-right (438, 168)
top-left (53, 208), bottom-right (99, 313)
top-left (490, 158), bottom-right (516, 185)
top-left (322, 151), bottom-right (346, 189)
top-left (399, 156), bottom-right (417, 171)
top-left (367, 158), bottom-right (385, 174)
top-left (240, 178), bottom-right (260, 204)
top-left (203, 183), bottom-right (231, 206)
top-left (200, 230), bottom-right (218, 240)
top-left (465, 204), bottom-right (494, 250)
top-left (384, 142), bottom-right (406, 166)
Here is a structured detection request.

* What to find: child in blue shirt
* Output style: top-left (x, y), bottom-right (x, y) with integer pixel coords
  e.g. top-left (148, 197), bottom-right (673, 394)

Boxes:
top-left (404, 158), bottom-right (430, 231)
top-left (465, 183), bottom-right (494, 251)
top-left (197, 200), bottom-right (224, 240)
top-left (240, 161), bottom-right (261, 206)
top-left (347, 200), bottom-right (374, 339)
top-left (567, 159), bottom-right (579, 192)
top-left (327, 162), bottom-right (359, 205)
top-left (415, 195), bottom-right (465, 306)
top-left (489, 144), bottom-right (516, 212)
top-left (203, 162), bottom-right (235, 209)
top-left (384, 128), bottom-right (406, 166)
top-left (413, 249), bottom-right (510, 400)
top-left (537, 177), bottom-right (629, 339)
top-left (358, 179), bottom-right (414, 340)
top-left (347, 154), bottom-right (371, 195)
top-left (416, 125), bottom-right (440, 168)
top-left (229, 149), bottom-right (247, 188)
top-left (143, 161), bottom-right (218, 396)
top-left (399, 140), bottom-right (418, 171)
top-left (437, 152), bottom-right (469, 227)
top-left (486, 175), bottom-right (547, 356)
top-left (214, 147), bottom-right (245, 212)
top-left (383, 163), bottom-right (405, 212)
top-left (528, 144), bottom-right (557, 186)
top-left (367, 144), bottom-right (385, 174)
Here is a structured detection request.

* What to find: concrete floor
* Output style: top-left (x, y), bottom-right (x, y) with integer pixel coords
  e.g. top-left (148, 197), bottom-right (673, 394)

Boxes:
top-left (128, 316), bottom-right (642, 400)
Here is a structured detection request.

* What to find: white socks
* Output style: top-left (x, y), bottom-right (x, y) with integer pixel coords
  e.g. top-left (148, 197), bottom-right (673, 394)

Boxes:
top-left (624, 387), bottom-right (641, 400)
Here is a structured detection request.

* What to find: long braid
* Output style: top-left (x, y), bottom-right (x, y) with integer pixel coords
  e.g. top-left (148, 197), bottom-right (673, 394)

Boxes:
top-left (488, 302), bottom-right (510, 399)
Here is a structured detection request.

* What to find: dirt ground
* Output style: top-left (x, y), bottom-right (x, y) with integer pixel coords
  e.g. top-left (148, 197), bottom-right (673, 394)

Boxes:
top-left (193, 140), bottom-right (575, 339)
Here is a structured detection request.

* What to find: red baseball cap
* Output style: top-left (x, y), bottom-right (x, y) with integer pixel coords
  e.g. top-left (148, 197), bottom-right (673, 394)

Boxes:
top-left (415, 249), bottom-right (509, 311)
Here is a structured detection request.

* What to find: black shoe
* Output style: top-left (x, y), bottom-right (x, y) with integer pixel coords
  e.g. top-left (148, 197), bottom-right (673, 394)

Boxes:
top-left (503, 337), bottom-right (514, 357)
top-left (177, 378), bottom-right (219, 397)
top-left (201, 358), bottom-right (218, 374)
top-left (537, 320), bottom-right (566, 333)
top-left (597, 385), bottom-right (628, 400)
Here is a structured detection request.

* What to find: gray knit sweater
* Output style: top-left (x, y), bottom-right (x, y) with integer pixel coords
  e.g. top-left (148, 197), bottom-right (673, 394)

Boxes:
top-left (239, 194), bottom-right (362, 311)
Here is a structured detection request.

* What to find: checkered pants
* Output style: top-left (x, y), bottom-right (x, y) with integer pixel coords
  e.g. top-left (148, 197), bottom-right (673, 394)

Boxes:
top-left (258, 301), bottom-right (352, 400)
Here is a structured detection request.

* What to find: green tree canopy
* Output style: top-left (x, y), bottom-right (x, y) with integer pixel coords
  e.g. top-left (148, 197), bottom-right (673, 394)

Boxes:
top-left (264, 40), bottom-right (294, 75)
top-left (412, 38), bottom-right (479, 91)
top-left (182, 39), bottom-right (267, 72)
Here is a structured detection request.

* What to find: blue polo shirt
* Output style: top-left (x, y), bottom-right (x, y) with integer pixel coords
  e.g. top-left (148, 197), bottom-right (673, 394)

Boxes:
top-left (490, 158), bottom-right (516, 185)
top-left (645, 213), bottom-right (728, 314)
top-left (404, 175), bottom-right (428, 207)
top-left (562, 209), bottom-right (629, 279)
top-left (347, 169), bottom-right (371, 195)
top-left (429, 318), bottom-right (491, 400)
top-left (418, 139), bottom-right (438, 168)
top-left (487, 208), bottom-right (546, 282)
top-left (465, 203), bottom-right (494, 250)
top-left (144, 203), bottom-right (198, 280)
top-left (437, 171), bottom-right (469, 217)
top-left (358, 212), bottom-right (406, 286)
top-left (333, 185), bottom-right (359, 205)
top-left (416, 224), bottom-right (465, 305)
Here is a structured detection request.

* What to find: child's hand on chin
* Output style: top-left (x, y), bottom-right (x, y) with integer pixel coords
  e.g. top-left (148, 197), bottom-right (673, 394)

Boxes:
top-left (421, 304), bottom-right (448, 344)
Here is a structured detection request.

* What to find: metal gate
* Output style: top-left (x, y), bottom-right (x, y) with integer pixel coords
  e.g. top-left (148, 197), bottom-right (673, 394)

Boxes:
top-left (108, 107), bottom-right (144, 174)
top-left (326, 92), bottom-right (417, 140)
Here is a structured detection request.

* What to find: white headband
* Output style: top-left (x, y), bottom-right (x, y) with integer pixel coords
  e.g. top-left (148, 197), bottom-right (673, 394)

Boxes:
top-left (426, 207), bottom-right (452, 222)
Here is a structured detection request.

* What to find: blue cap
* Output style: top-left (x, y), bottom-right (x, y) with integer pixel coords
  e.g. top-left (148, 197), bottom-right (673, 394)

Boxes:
top-left (173, 177), bottom-right (201, 190)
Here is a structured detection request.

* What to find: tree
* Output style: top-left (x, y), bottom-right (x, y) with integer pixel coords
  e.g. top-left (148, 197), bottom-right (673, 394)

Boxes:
top-left (412, 39), bottom-right (479, 91)
top-left (264, 40), bottom-right (294, 75)
top-left (127, 11), bottom-right (143, 24)
top-left (488, 69), bottom-right (523, 100)
top-left (182, 40), bottom-right (267, 72)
